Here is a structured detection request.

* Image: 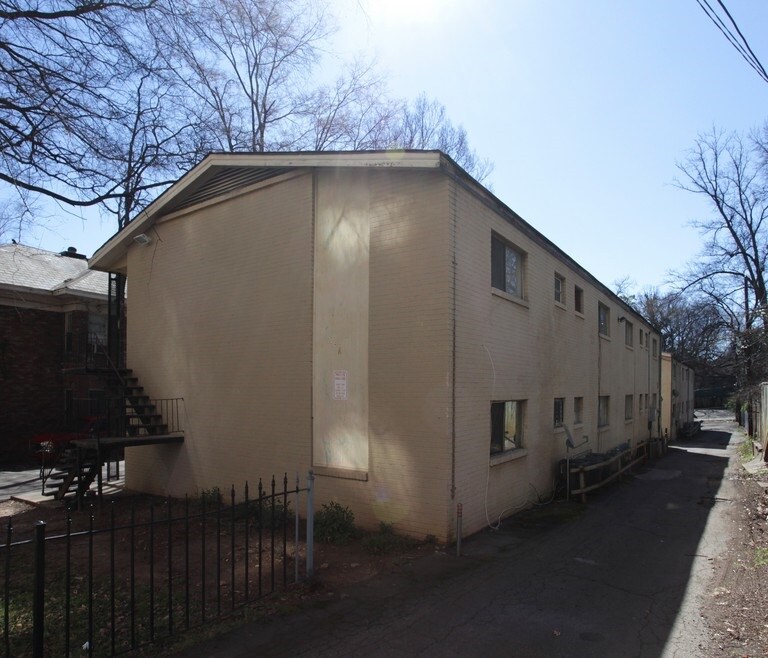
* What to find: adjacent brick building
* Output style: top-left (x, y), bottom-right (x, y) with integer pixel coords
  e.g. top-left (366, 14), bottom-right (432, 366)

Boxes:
top-left (90, 151), bottom-right (664, 541)
top-left (0, 244), bottom-right (109, 463)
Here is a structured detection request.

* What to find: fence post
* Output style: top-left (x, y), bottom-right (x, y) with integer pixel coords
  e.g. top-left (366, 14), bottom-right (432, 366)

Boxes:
top-left (306, 471), bottom-right (314, 579)
top-left (294, 474), bottom-right (300, 584)
top-left (32, 521), bottom-right (46, 658)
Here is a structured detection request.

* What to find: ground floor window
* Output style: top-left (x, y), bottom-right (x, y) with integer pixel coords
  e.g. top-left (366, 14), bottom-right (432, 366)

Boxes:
top-left (574, 397), bottom-right (584, 425)
top-left (598, 396), bottom-right (610, 427)
top-left (491, 400), bottom-right (524, 454)
top-left (554, 397), bottom-right (565, 427)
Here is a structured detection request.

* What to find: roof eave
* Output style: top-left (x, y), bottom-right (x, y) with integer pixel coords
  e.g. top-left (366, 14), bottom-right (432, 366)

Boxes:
top-left (89, 151), bottom-right (445, 273)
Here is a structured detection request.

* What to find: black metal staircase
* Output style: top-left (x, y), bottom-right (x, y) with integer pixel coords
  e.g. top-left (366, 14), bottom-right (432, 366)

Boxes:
top-left (42, 369), bottom-right (184, 503)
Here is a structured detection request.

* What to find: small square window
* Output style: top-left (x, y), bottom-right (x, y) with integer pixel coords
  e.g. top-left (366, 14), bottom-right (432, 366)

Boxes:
top-left (492, 235), bottom-right (524, 298)
top-left (554, 273), bottom-right (565, 305)
top-left (574, 397), bottom-right (583, 425)
top-left (598, 395), bottom-right (610, 427)
top-left (490, 400), bottom-right (524, 454)
top-left (554, 397), bottom-right (565, 427)
top-left (598, 303), bottom-right (610, 336)
top-left (574, 286), bottom-right (584, 314)
top-left (625, 394), bottom-right (633, 420)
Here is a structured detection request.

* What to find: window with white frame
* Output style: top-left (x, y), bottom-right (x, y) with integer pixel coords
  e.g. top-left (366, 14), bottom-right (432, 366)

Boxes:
top-left (491, 235), bottom-right (524, 298)
top-left (598, 396), bottom-right (610, 427)
top-left (490, 400), bottom-right (524, 454)
top-left (554, 273), bottom-right (565, 305)
top-left (625, 394), bottom-right (634, 420)
top-left (574, 396), bottom-right (584, 425)
top-left (554, 397), bottom-right (565, 427)
top-left (598, 303), bottom-right (610, 336)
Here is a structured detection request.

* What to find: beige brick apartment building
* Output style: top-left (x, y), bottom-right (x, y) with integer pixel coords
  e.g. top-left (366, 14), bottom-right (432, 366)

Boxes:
top-left (661, 353), bottom-right (695, 440)
top-left (90, 151), bottom-right (662, 541)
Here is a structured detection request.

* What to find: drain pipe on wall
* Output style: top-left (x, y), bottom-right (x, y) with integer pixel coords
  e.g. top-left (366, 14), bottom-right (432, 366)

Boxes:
top-left (456, 503), bottom-right (463, 556)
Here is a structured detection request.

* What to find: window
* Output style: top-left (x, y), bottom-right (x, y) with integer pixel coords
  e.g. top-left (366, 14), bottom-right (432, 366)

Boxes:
top-left (490, 400), bottom-right (524, 454)
top-left (598, 303), bottom-right (610, 336)
top-left (624, 319), bottom-right (633, 347)
top-left (554, 397), bottom-right (565, 427)
top-left (651, 393), bottom-right (658, 412)
top-left (639, 329), bottom-right (644, 347)
top-left (554, 273), bottom-right (565, 305)
top-left (574, 286), bottom-right (584, 314)
top-left (574, 397), bottom-right (583, 425)
top-left (652, 337), bottom-right (658, 357)
top-left (492, 235), bottom-right (523, 298)
top-left (598, 396), bottom-right (610, 427)
top-left (88, 313), bottom-right (108, 351)
top-left (625, 394), bottom-right (634, 420)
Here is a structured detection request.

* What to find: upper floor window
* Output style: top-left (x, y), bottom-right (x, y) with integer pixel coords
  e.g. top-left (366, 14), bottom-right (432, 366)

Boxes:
top-left (639, 329), bottom-right (644, 347)
top-left (554, 273), bottom-right (565, 305)
top-left (598, 303), bottom-right (610, 336)
top-left (624, 319), bottom-right (634, 347)
top-left (652, 337), bottom-right (658, 357)
top-left (574, 286), bottom-right (584, 314)
top-left (491, 235), bottom-right (524, 298)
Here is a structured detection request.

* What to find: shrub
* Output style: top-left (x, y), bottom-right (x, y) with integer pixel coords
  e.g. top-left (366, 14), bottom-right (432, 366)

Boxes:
top-left (314, 501), bottom-right (357, 544)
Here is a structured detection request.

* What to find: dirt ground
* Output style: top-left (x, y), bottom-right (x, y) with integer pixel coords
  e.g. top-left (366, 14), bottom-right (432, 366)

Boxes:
top-left (702, 463), bottom-right (768, 656)
top-left (1, 450), bottom-right (767, 655)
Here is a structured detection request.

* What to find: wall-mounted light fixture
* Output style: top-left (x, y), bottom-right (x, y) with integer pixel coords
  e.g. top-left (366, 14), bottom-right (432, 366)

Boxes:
top-left (618, 316), bottom-right (626, 323)
top-left (133, 233), bottom-right (152, 246)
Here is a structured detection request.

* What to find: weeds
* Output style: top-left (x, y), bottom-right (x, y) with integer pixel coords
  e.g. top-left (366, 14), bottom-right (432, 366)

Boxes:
top-left (755, 547), bottom-right (768, 568)
top-left (314, 502), bottom-right (357, 544)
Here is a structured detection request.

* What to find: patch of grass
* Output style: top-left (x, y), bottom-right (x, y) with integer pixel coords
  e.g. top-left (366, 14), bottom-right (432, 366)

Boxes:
top-left (738, 440), bottom-right (755, 461)
top-left (755, 547), bottom-right (768, 568)
top-left (314, 502), bottom-right (357, 545)
top-left (361, 522), bottom-right (420, 555)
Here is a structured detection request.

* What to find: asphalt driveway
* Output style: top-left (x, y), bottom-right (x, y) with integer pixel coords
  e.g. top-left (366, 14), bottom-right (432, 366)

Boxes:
top-left (175, 410), bottom-right (745, 657)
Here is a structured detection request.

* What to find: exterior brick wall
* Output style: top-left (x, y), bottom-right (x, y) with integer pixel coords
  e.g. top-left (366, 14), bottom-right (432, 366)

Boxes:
top-left (0, 306), bottom-right (65, 462)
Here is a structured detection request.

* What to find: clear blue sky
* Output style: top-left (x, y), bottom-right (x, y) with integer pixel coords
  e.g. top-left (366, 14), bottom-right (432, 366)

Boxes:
top-left (34, 0), bottom-right (768, 293)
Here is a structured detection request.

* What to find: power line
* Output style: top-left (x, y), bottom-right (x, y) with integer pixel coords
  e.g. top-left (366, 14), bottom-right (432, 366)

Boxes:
top-left (695, 0), bottom-right (768, 84)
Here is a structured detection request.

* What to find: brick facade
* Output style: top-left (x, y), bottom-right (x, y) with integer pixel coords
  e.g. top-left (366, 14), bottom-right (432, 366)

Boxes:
top-left (0, 306), bottom-right (65, 462)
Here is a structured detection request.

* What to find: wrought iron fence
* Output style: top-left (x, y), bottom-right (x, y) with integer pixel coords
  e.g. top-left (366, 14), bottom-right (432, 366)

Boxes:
top-left (1, 474), bottom-right (314, 657)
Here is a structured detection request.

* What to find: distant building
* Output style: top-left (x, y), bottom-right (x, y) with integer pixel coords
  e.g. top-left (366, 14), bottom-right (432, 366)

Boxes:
top-left (0, 243), bottom-right (110, 462)
top-left (661, 353), bottom-right (695, 440)
top-left (90, 151), bottom-right (663, 541)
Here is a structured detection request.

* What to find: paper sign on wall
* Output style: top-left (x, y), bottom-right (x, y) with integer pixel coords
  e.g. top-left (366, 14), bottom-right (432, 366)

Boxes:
top-left (333, 370), bottom-right (348, 400)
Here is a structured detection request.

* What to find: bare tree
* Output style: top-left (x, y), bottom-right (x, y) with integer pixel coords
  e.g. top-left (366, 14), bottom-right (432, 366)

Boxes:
top-left (156, 0), bottom-right (330, 154)
top-left (394, 94), bottom-right (494, 182)
top-left (0, 0), bottom-right (161, 207)
top-left (676, 127), bottom-right (768, 317)
top-left (676, 126), bottom-right (768, 431)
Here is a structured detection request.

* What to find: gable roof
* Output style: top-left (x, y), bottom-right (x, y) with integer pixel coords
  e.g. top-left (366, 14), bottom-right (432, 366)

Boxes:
top-left (87, 149), bottom-right (656, 330)
top-left (0, 243), bottom-right (109, 303)
top-left (89, 150), bottom-right (446, 273)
